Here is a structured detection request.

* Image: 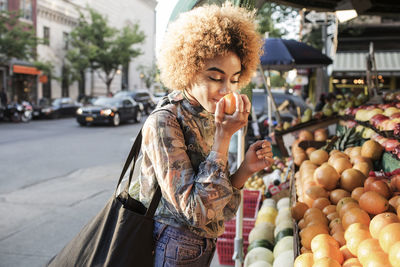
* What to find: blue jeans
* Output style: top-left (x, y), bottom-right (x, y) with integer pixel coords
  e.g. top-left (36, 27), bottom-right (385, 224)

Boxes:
top-left (153, 221), bottom-right (216, 267)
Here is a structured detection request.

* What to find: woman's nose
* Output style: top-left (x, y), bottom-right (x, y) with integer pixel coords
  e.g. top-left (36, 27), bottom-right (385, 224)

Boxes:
top-left (219, 82), bottom-right (232, 95)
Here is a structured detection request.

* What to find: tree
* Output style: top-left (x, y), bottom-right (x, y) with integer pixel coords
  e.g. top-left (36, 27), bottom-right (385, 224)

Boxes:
top-left (0, 11), bottom-right (40, 62)
top-left (256, 3), bottom-right (298, 37)
top-left (67, 9), bottom-right (145, 95)
top-left (96, 23), bottom-right (145, 93)
top-left (301, 25), bottom-right (323, 50)
top-left (136, 64), bottom-right (158, 89)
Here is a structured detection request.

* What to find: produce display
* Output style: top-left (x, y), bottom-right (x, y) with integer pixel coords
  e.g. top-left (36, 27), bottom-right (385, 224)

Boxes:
top-left (220, 91), bottom-right (400, 267)
top-left (275, 93), bottom-right (369, 132)
top-left (291, 134), bottom-right (400, 266)
top-left (244, 197), bottom-right (294, 267)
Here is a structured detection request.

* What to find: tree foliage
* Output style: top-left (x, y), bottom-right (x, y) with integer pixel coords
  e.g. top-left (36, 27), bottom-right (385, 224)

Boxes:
top-left (67, 8), bottom-right (145, 94)
top-left (256, 3), bottom-right (298, 37)
top-left (0, 10), bottom-right (41, 62)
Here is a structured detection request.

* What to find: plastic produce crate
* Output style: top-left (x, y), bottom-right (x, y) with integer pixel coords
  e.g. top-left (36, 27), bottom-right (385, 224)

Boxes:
top-left (220, 218), bottom-right (256, 241)
top-left (217, 238), bottom-right (249, 266)
top-left (242, 189), bottom-right (262, 218)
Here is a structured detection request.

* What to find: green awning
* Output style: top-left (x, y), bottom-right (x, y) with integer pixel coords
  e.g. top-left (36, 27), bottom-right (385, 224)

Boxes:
top-left (168, 0), bottom-right (199, 23)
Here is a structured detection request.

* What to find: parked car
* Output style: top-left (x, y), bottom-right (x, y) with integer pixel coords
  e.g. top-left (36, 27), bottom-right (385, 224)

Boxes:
top-left (251, 89), bottom-right (309, 118)
top-left (76, 97), bottom-right (143, 126)
top-left (40, 97), bottom-right (81, 119)
top-left (113, 90), bottom-right (156, 114)
top-left (250, 89), bottom-right (310, 138)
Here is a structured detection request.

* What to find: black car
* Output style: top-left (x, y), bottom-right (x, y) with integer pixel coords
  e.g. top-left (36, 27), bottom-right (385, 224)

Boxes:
top-left (113, 90), bottom-right (155, 114)
top-left (76, 97), bottom-right (142, 126)
top-left (40, 97), bottom-right (82, 119)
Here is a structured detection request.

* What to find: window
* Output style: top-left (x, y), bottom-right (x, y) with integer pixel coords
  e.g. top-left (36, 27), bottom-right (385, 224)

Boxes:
top-left (20, 0), bottom-right (32, 21)
top-left (43, 26), bottom-right (50, 45)
top-left (63, 32), bottom-right (69, 50)
top-left (0, 0), bottom-right (8, 11)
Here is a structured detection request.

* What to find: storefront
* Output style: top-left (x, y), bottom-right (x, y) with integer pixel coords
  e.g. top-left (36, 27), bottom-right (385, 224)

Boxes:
top-left (331, 51), bottom-right (400, 95)
top-left (9, 62), bottom-right (41, 103)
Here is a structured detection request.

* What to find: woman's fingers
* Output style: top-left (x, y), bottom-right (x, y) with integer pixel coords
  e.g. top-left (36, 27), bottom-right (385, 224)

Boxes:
top-left (241, 94), bottom-right (251, 113)
top-left (215, 97), bottom-right (225, 123)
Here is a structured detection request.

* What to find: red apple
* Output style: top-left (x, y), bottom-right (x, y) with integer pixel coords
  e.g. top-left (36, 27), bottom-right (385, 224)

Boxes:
top-left (370, 114), bottom-right (389, 127)
top-left (390, 113), bottom-right (400, 119)
top-left (382, 139), bottom-right (400, 152)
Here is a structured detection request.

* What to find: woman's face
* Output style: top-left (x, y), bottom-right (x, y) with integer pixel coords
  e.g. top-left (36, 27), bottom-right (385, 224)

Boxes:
top-left (185, 51), bottom-right (241, 113)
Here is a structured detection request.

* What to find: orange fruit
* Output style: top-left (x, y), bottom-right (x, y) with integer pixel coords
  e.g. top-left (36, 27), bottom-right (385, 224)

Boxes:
top-left (336, 197), bottom-right (357, 214)
top-left (353, 162), bottom-right (372, 177)
top-left (339, 202), bottom-right (360, 219)
top-left (329, 217), bottom-right (341, 228)
top-left (379, 222), bottom-right (400, 253)
top-left (313, 164), bottom-right (340, 190)
top-left (291, 201), bottom-right (309, 221)
top-left (310, 149), bottom-right (329, 165)
top-left (294, 252), bottom-right (314, 267)
top-left (305, 212), bottom-right (329, 227)
top-left (362, 251), bottom-right (391, 267)
top-left (342, 207), bottom-right (370, 230)
top-left (345, 229), bottom-right (371, 255)
top-left (330, 189), bottom-right (351, 205)
top-left (349, 146), bottom-right (362, 159)
top-left (351, 187), bottom-right (364, 201)
top-left (323, 205), bottom-right (337, 215)
top-left (344, 223), bottom-right (369, 240)
top-left (357, 238), bottom-right (383, 264)
top-left (326, 212), bottom-right (339, 222)
top-left (340, 169), bottom-right (366, 192)
top-left (331, 157), bottom-right (352, 174)
top-left (364, 176), bottom-right (377, 191)
top-left (312, 257), bottom-right (341, 267)
top-left (340, 245), bottom-right (355, 261)
top-left (313, 245), bottom-right (344, 265)
top-left (332, 230), bottom-right (345, 247)
top-left (298, 218), bottom-right (307, 229)
top-left (342, 258), bottom-right (362, 267)
top-left (300, 224), bottom-right (330, 250)
top-left (330, 223), bottom-right (344, 235)
top-left (370, 180), bottom-right (392, 199)
top-left (389, 195), bottom-right (400, 209)
top-left (369, 212), bottom-right (400, 239)
top-left (311, 234), bottom-right (340, 252)
top-left (313, 198), bottom-right (331, 210)
top-left (359, 191), bottom-right (389, 215)
top-left (223, 93), bottom-right (236, 114)
top-left (388, 241), bottom-right (400, 267)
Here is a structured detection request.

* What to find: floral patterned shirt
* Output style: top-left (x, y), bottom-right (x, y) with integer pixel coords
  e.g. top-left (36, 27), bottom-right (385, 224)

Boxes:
top-left (132, 90), bottom-right (241, 238)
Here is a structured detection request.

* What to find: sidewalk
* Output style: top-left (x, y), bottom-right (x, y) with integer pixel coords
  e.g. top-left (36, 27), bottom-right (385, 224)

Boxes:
top-left (0, 163), bottom-right (232, 267)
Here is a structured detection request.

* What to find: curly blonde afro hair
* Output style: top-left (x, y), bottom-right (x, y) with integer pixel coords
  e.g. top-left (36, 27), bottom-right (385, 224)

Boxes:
top-left (158, 3), bottom-right (263, 91)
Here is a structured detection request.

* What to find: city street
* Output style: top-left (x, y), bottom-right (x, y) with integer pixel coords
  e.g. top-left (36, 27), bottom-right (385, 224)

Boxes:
top-left (0, 118), bottom-right (143, 266)
top-left (0, 118), bottom-right (226, 267)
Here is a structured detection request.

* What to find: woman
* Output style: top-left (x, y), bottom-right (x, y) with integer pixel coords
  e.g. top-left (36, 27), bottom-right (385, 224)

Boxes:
top-left (133, 3), bottom-right (273, 266)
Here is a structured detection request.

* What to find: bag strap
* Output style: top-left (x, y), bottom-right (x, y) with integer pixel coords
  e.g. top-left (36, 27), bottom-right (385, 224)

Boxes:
top-left (116, 107), bottom-right (177, 216)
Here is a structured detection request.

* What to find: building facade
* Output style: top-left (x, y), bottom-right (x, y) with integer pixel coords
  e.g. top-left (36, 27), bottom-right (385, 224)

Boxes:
top-left (36, 0), bottom-right (156, 101)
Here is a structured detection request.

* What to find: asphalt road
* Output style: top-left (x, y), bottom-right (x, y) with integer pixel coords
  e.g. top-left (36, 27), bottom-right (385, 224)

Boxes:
top-left (0, 118), bottom-right (142, 194)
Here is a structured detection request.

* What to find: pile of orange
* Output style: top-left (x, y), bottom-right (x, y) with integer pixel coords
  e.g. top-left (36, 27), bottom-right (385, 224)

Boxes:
top-left (291, 141), bottom-right (400, 266)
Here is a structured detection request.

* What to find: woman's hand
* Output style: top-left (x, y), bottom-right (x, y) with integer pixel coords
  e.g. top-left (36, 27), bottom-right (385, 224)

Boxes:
top-left (214, 93), bottom-right (251, 138)
top-left (230, 140), bottom-right (274, 189)
top-left (243, 140), bottom-right (274, 174)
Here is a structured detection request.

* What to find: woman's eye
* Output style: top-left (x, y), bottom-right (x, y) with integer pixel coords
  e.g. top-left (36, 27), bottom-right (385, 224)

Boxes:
top-left (231, 80), bottom-right (239, 84)
top-left (209, 77), bottom-right (222, 82)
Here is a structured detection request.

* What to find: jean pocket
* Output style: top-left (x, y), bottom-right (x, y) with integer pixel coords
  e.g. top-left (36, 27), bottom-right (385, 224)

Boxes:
top-left (165, 237), bottom-right (204, 263)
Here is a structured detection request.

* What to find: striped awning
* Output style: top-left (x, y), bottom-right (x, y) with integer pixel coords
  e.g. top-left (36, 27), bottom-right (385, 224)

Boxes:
top-left (333, 51), bottom-right (400, 75)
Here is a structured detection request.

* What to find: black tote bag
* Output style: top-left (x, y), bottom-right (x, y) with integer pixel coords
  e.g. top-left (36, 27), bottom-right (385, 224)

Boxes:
top-left (47, 129), bottom-right (161, 267)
